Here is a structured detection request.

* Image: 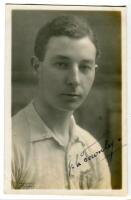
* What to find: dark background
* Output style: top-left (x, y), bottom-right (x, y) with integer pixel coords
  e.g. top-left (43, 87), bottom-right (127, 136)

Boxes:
top-left (11, 10), bottom-right (122, 189)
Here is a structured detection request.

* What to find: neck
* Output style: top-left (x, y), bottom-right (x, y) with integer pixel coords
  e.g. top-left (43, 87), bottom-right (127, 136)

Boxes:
top-left (33, 97), bottom-right (73, 145)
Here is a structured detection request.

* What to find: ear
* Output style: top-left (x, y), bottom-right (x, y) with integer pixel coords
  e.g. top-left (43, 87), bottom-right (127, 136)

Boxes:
top-left (95, 64), bottom-right (98, 69)
top-left (31, 56), bottom-right (40, 72)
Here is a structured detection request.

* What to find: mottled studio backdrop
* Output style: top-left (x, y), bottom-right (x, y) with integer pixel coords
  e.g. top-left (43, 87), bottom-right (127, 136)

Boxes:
top-left (11, 10), bottom-right (122, 189)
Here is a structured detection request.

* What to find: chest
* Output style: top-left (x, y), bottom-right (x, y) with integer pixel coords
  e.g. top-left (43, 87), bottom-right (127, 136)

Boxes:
top-left (18, 139), bottom-right (99, 189)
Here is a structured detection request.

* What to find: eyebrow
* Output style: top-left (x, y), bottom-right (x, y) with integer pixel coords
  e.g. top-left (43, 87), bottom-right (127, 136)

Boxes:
top-left (52, 55), bottom-right (70, 61)
top-left (81, 59), bottom-right (95, 64)
top-left (52, 55), bottom-right (95, 64)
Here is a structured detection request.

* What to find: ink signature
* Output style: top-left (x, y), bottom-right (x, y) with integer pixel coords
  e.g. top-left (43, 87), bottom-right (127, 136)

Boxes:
top-left (68, 136), bottom-right (126, 176)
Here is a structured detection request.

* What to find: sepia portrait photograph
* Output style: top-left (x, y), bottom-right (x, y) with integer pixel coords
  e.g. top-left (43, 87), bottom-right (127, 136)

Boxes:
top-left (5, 4), bottom-right (127, 195)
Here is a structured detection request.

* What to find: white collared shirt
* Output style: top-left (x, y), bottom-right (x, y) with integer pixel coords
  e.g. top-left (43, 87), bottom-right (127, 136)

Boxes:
top-left (12, 102), bottom-right (111, 189)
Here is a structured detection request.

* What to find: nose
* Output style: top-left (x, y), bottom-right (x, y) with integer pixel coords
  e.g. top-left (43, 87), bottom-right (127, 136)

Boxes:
top-left (66, 64), bottom-right (80, 87)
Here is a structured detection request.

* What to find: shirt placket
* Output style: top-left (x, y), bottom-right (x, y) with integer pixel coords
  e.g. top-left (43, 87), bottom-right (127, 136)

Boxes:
top-left (65, 138), bottom-right (99, 189)
top-left (65, 141), bottom-right (81, 189)
top-left (64, 147), bottom-right (71, 189)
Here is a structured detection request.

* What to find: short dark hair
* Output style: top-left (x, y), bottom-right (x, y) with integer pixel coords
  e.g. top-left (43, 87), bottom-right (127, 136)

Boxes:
top-left (34, 14), bottom-right (99, 61)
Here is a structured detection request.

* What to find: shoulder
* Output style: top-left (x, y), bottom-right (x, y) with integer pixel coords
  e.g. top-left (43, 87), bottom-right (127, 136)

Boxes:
top-left (75, 124), bottom-right (101, 152)
top-left (12, 104), bottom-right (31, 144)
top-left (12, 104), bottom-right (35, 188)
top-left (75, 124), bottom-right (108, 163)
top-left (75, 125), bottom-right (111, 188)
top-left (12, 106), bottom-right (28, 129)
top-left (12, 104), bottom-right (32, 166)
top-left (71, 121), bottom-right (111, 188)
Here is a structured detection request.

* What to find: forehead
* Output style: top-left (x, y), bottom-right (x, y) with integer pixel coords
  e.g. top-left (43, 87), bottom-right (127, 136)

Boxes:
top-left (44, 36), bottom-right (96, 61)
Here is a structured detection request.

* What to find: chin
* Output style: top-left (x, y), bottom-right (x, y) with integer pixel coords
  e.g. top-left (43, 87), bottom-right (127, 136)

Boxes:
top-left (57, 102), bottom-right (83, 112)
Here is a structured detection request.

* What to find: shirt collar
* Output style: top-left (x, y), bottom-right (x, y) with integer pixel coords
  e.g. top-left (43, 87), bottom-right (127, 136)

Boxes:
top-left (25, 102), bottom-right (79, 146)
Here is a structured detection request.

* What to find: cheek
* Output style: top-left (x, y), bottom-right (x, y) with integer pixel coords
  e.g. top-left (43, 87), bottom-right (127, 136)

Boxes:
top-left (90, 70), bottom-right (95, 84)
top-left (83, 71), bottom-right (95, 91)
top-left (39, 67), bottom-right (63, 91)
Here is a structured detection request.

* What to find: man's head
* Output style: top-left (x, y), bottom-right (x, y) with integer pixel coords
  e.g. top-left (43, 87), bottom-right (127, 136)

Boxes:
top-left (34, 14), bottom-right (99, 61)
top-left (32, 15), bottom-right (99, 112)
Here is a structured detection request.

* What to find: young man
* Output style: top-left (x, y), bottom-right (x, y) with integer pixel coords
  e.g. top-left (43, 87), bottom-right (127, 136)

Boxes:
top-left (12, 14), bottom-right (111, 189)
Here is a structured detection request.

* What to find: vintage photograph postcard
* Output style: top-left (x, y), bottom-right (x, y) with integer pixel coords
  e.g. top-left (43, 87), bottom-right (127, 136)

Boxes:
top-left (5, 4), bottom-right (127, 195)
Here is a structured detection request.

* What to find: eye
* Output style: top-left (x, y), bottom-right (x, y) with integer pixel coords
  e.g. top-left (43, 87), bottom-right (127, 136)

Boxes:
top-left (54, 61), bottom-right (69, 69)
top-left (79, 64), bottom-right (92, 72)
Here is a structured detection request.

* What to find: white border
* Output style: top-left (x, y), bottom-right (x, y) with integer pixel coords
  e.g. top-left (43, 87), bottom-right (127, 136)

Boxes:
top-left (5, 3), bottom-right (127, 196)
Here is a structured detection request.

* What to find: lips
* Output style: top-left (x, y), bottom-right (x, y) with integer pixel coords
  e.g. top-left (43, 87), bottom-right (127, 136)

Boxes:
top-left (61, 93), bottom-right (81, 100)
top-left (61, 93), bottom-right (81, 97)
top-left (62, 92), bottom-right (81, 96)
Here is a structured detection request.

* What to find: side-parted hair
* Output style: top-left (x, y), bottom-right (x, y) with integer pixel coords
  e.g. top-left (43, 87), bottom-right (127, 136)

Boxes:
top-left (34, 14), bottom-right (100, 61)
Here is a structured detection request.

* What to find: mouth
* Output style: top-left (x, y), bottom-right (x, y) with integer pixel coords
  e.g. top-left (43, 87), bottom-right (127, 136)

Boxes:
top-left (63, 93), bottom-right (80, 96)
top-left (61, 93), bottom-right (81, 99)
